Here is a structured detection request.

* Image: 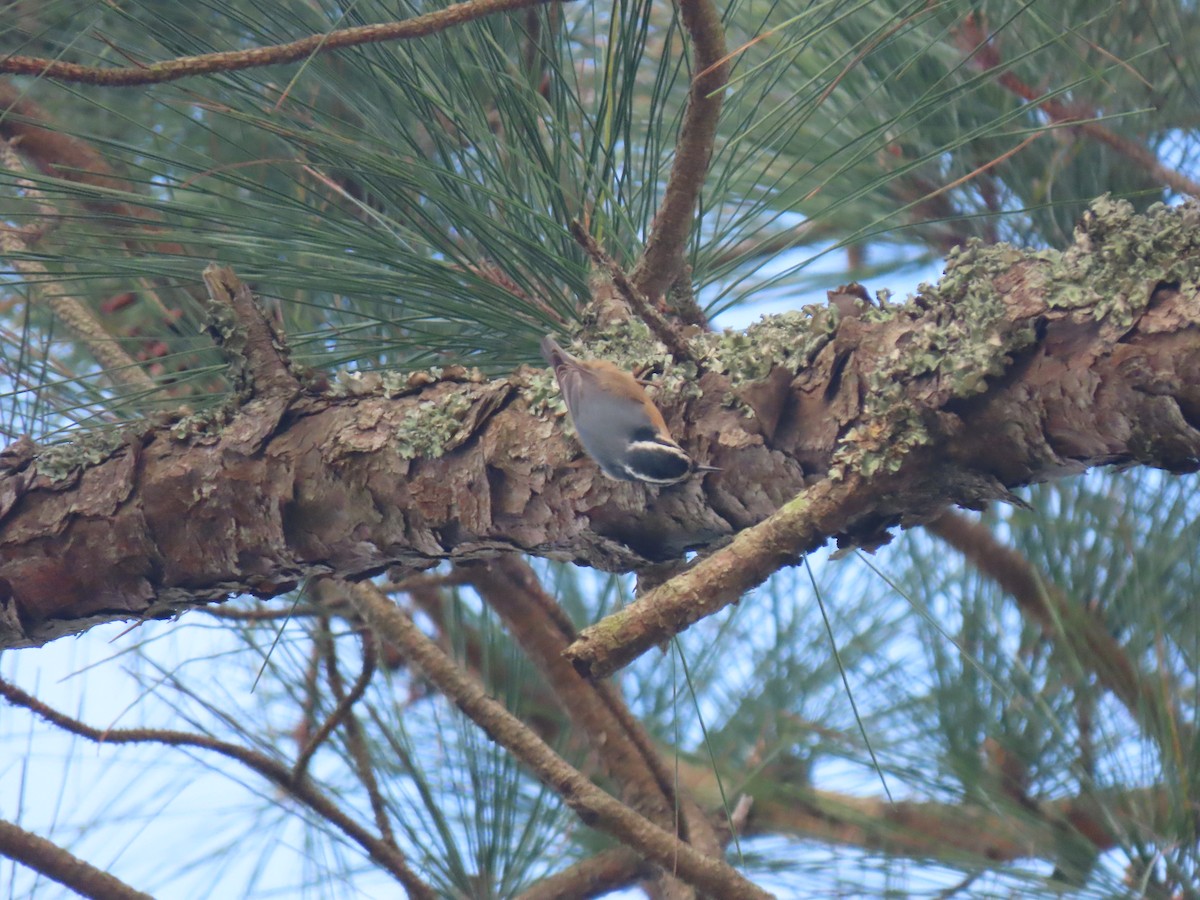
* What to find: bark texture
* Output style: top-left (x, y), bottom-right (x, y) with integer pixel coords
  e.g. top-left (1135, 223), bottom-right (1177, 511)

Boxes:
top-left (3, 198), bottom-right (1200, 648)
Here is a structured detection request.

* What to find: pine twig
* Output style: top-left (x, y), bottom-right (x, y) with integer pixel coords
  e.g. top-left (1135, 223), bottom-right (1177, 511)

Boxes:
top-left (564, 472), bottom-right (880, 679)
top-left (0, 0), bottom-right (575, 87)
top-left (568, 220), bottom-right (695, 363)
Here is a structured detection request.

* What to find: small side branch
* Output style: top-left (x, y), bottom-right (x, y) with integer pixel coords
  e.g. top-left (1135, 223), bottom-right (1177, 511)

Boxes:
top-left (516, 847), bottom-right (650, 900)
top-left (201, 264), bottom-right (301, 402)
top-left (628, 0), bottom-right (729, 300)
top-left (465, 557), bottom-right (724, 861)
top-left (565, 473), bottom-right (874, 679)
top-left (293, 625), bottom-right (379, 779)
top-left (569, 220), bottom-right (695, 362)
top-left (0, 819), bottom-right (153, 900)
top-left (0, 0), bottom-right (574, 87)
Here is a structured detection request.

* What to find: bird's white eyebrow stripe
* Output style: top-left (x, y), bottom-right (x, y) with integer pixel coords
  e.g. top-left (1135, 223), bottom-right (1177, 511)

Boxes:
top-left (627, 439), bottom-right (688, 454)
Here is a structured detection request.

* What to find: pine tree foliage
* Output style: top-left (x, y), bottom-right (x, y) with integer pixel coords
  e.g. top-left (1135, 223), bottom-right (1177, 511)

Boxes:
top-left (1, 0), bottom-right (1199, 896)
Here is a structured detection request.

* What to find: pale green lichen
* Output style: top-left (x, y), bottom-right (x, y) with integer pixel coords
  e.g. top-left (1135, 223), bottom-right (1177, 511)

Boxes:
top-left (391, 392), bottom-right (474, 460)
top-left (827, 243), bottom-right (1033, 479)
top-left (1055, 196), bottom-right (1200, 329)
top-left (702, 305), bottom-right (840, 386)
top-left (538, 319), bottom-right (701, 414)
top-left (168, 405), bottom-right (234, 441)
top-left (33, 429), bottom-right (128, 483)
top-left (538, 309), bottom-right (843, 424)
top-left (329, 370), bottom-right (384, 398)
top-left (828, 196), bottom-right (1200, 480)
top-left (526, 368), bottom-right (567, 418)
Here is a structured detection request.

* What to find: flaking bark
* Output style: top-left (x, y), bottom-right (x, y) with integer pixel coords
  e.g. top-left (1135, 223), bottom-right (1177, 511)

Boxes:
top-left (3, 198), bottom-right (1200, 648)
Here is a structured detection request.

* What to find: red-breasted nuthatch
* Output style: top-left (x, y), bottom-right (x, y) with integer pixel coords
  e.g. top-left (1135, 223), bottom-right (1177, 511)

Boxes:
top-left (541, 335), bottom-right (718, 485)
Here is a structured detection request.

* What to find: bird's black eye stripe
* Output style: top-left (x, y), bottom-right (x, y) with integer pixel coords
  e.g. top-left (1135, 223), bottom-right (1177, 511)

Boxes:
top-left (630, 426), bottom-right (660, 442)
top-left (623, 442), bottom-right (691, 483)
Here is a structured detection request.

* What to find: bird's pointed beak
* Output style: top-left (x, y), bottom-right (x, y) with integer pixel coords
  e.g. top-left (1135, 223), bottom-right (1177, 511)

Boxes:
top-left (540, 334), bottom-right (574, 369)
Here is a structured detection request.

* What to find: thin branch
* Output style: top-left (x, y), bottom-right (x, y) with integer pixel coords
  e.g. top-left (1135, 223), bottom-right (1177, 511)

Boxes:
top-left (0, 85), bottom-right (138, 200)
top-left (0, 84), bottom-right (187, 285)
top-left (348, 581), bottom-right (772, 900)
top-left (628, 0), bottom-right (729, 300)
top-left (569, 220), bottom-right (696, 363)
top-left (0, 85), bottom-right (189, 346)
top-left (0, 819), bottom-right (153, 900)
top-left (465, 557), bottom-right (723, 860)
top-left (295, 630), bottom-right (325, 747)
top-left (957, 15), bottom-right (1200, 198)
top-left (323, 626), bottom-right (397, 848)
top-left (747, 781), bottom-right (1176, 868)
top-left (293, 623), bottom-right (378, 779)
top-left (0, 0), bottom-right (574, 87)
top-left (1006, 83), bottom-right (1199, 199)
top-left (0, 676), bottom-right (436, 899)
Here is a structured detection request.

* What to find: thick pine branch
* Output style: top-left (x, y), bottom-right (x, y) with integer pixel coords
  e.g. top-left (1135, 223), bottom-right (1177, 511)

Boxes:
top-left (2, 200), bottom-right (1200, 650)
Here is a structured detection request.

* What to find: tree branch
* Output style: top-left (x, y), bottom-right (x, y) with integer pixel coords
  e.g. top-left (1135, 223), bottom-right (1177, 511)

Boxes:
top-left (0, 141), bottom-right (155, 390)
top-left (348, 581), bottom-right (773, 899)
top-left (628, 0), bottom-right (729, 300)
top-left (957, 14), bottom-right (1200, 198)
top-left (0, 676), bottom-right (436, 899)
top-left (515, 847), bottom-right (650, 900)
top-left (569, 219), bottom-right (695, 362)
top-left (293, 620), bottom-right (378, 780)
top-left (0, 819), bottom-right (153, 900)
top-left (4, 200), bottom-right (1200, 650)
top-left (564, 470), bottom-right (879, 678)
top-left (201, 264), bottom-right (301, 403)
top-left (0, 0), bottom-right (575, 87)
top-left (745, 782), bottom-right (1177, 868)
top-left (466, 557), bottom-right (724, 876)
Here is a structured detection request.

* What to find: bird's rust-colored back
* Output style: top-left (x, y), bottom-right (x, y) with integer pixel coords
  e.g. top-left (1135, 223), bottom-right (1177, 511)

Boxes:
top-left (540, 337), bottom-right (673, 439)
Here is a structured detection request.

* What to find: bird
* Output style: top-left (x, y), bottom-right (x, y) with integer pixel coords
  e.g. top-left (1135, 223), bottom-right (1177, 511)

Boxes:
top-left (540, 335), bottom-right (718, 485)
